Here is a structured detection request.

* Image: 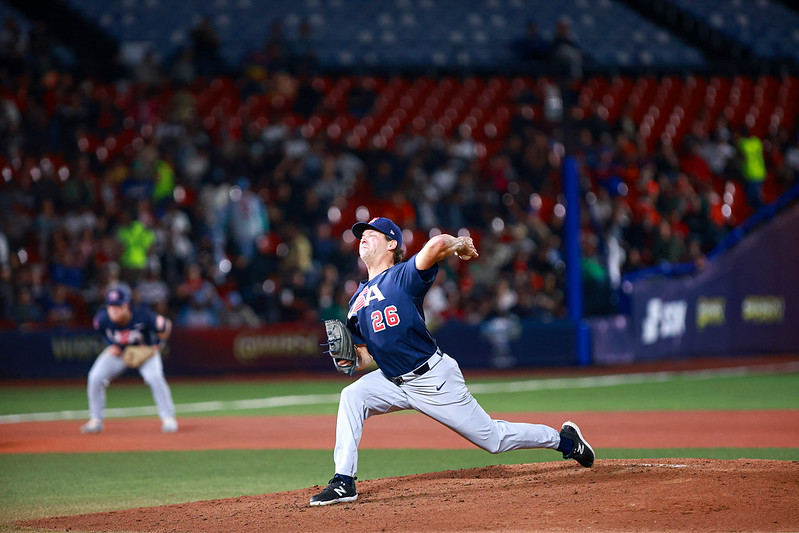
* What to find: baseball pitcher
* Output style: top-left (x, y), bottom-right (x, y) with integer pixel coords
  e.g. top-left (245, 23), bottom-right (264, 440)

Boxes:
top-left (311, 217), bottom-right (594, 506)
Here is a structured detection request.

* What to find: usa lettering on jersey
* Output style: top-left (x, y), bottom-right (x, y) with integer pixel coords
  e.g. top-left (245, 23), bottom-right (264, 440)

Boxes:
top-left (107, 327), bottom-right (145, 346)
top-left (348, 285), bottom-right (386, 318)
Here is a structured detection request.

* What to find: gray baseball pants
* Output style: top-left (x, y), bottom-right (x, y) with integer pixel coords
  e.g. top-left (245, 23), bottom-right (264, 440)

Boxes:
top-left (87, 346), bottom-right (176, 422)
top-left (334, 352), bottom-right (561, 477)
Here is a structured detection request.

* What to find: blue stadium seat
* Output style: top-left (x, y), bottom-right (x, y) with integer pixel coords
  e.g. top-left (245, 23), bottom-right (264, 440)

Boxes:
top-left (665, 0), bottom-right (799, 62)
top-left (59, 0), bottom-right (708, 70)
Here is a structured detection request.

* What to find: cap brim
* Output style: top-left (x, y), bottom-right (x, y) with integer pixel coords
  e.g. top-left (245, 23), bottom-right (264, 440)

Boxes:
top-left (351, 222), bottom-right (375, 239)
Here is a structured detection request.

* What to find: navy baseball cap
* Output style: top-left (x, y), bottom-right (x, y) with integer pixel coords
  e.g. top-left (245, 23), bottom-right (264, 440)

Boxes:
top-left (352, 217), bottom-right (403, 249)
top-left (105, 286), bottom-right (131, 306)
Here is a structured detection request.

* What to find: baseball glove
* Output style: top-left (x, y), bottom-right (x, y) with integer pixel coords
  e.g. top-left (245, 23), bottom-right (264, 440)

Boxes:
top-left (323, 319), bottom-right (357, 377)
top-left (121, 345), bottom-right (155, 368)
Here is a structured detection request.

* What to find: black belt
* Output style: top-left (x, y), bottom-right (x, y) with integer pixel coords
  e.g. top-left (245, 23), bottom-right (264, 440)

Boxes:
top-left (388, 350), bottom-right (442, 386)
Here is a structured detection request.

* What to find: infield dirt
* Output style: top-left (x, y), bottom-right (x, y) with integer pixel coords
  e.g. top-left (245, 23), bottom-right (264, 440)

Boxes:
top-left (19, 458), bottom-right (799, 532)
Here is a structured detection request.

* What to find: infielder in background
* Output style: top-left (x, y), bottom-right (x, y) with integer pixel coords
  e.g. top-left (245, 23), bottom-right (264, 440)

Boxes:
top-left (81, 285), bottom-right (178, 434)
top-left (311, 217), bottom-right (594, 506)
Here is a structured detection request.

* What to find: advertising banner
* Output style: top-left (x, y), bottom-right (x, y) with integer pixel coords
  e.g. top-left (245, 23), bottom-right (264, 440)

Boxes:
top-left (595, 203), bottom-right (799, 363)
top-left (166, 324), bottom-right (330, 374)
top-left (0, 327), bottom-right (106, 378)
top-left (0, 318), bottom-right (580, 379)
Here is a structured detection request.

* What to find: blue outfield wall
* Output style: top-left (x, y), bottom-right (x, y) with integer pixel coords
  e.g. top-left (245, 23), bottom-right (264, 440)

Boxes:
top-left (0, 319), bottom-right (579, 379)
top-left (591, 202), bottom-right (799, 365)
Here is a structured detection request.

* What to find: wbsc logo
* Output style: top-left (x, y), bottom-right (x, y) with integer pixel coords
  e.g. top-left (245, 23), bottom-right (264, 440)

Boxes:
top-left (641, 298), bottom-right (687, 345)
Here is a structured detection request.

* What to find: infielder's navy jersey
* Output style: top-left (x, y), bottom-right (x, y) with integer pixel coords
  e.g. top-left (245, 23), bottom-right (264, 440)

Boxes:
top-left (93, 305), bottom-right (166, 348)
top-left (347, 254), bottom-right (438, 378)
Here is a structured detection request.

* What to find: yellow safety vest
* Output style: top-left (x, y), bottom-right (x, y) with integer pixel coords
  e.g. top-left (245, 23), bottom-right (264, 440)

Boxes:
top-left (738, 136), bottom-right (766, 182)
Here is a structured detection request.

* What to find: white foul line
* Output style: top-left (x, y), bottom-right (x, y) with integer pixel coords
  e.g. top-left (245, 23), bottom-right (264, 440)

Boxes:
top-left (1, 362), bottom-right (797, 424)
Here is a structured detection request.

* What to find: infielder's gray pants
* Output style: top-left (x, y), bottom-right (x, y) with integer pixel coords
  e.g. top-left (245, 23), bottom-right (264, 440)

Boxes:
top-left (87, 346), bottom-right (176, 422)
top-left (334, 353), bottom-right (561, 477)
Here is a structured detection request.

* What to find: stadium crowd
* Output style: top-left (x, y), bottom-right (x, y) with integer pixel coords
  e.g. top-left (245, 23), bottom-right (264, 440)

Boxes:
top-left (1, 16), bottom-right (798, 331)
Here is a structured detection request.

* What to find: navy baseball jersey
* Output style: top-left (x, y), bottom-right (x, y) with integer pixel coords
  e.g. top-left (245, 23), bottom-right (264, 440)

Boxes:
top-left (93, 305), bottom-right (167, 348)
top-left (347, 254), bottom-right (438, 378)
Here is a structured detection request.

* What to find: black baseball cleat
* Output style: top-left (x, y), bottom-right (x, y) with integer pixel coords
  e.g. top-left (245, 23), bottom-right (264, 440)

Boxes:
top-left (560, 421), bottom-right (595, 467)
top-left (309, 475), bottom-right (358, 506)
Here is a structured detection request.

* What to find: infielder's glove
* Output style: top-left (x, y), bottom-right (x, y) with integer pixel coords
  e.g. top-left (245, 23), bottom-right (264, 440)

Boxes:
top-left (323, 319), bottom-right (357, 377)
top-left (121, 345), bottom-right (155, 368)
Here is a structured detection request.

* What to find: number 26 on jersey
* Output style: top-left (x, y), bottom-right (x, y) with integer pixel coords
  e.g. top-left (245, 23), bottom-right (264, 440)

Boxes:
top-left (371, 306), bottom-right (400, 332)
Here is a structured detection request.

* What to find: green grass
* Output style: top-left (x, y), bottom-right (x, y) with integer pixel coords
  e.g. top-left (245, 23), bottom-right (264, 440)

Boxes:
top-left (474, 372), bottom-right (799, 412)
top-left (2, 371), bottom-right (798, 419)
top-left (1, 369), bottom-right (798, 529)
top-left (3, 448), bottom-right (798, 523)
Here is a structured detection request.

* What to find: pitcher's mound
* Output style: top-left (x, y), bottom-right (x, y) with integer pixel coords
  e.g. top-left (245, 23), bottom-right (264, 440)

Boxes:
top-left (20, 458), bottom-right (799, 532)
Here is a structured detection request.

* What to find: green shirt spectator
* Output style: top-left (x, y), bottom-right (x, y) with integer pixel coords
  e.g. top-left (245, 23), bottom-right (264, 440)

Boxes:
top-left (117, 220), bottom-right (155, 270)
top-left (737, 131), bottom-right (767, 210)
top-left (153, 159), bottom-right (175, 204)
top-left (738, 135), bottom-right (766, 183)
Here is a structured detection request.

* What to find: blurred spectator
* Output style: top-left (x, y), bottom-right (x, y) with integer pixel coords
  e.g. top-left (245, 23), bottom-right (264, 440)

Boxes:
top-left (157, 200), bottom-right (195, 284)
top-left (116, 209), bottom-right (155, 284)
top-left (45, 283), bottom-right (75, 325)
top-left (736, 127), bottom-right (766, 210)
top-left (652, 219), bottom-right (685, 264)
top-left (493, 278), bottom-right (519, 316)
top-left (511, 20), bottom-right (550, 66)
top-left (318, 284), bottom-right (348, 322)
top-left (190, 16), bottom-right (224, 77)
top-left (580, 234), bottom-right (612, 315)
top-left (534, 272), bottom-right (565, 320)
top-left (0, 16), bottom-right (27, 68)
top-left (32, 197), bottom-right (58, 260)
top-left (176, 279), bottom-right (221, 327)
top-left (550, 19), bottom-right (583, 80)
top-left (294, 73), bottom-right (323, 117)
top-left (135, 50), bottom-right (164, 87)
top-left (175, 263), bottom-right (207, 303)
top-left (14, 286), bottom-right (45, 326)
top-left (699, 130), bottom-right (735, 176)
top-left (383, 190), bottom-right (417, 230)
top-left (135, 262), bottom-right (170, 315)
top-left (680, 139), bottom-right (713, 186)
top-left (293, 20), bottom-right (318, 75)
top-left (170, 47), bottom-right (196, 85)
top-left (282, 223), bottom-right (314, 276)
top-left (152, 154), bottom-right (176, 206)
top-left (220, 290), bottom-right (261, 327)
top-left (265, 19), bottom-right (292, 72)
top-left (224, 177), bottom-right (270, 260)
top-left (347, 78), bottom-right (377, 118)
top-left (49, 243), bottom-right (83, 291)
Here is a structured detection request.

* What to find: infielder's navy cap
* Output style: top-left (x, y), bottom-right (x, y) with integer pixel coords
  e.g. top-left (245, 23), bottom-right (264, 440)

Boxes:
top-left (105, 286), bottom-right (130, 306)
top-left (352, 217), bottom-right (403, 249)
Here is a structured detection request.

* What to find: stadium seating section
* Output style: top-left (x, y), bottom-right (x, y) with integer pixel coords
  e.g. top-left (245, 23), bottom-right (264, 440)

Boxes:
top-left (63, 0), bottom-right (709, 69)
top-left (664, 0), bottom-right (799, 63)
top-left (1, 0), bottom-right (798, 329)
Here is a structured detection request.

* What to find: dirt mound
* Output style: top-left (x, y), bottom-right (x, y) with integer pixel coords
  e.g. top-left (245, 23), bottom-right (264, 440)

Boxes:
top-left (20, 459), bottom-right (799, 532)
